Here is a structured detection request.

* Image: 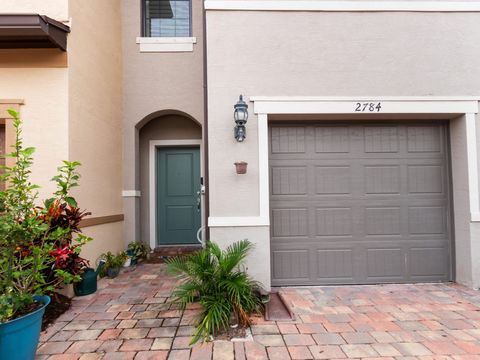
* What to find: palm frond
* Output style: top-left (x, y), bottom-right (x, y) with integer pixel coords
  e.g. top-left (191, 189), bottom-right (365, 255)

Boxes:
top-left (168, 239), bottom-right (262, 345)
top-left (220, 239), bottom-right (253, 275)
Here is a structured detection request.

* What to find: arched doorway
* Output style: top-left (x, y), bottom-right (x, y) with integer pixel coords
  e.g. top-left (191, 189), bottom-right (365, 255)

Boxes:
top-left (137, 111), bottom-right (203, 249)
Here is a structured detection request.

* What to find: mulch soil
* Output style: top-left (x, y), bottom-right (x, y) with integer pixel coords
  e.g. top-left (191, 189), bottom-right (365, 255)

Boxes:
top-left (214, 325), bottom-right (247, 341)
top-left (42, 292), bottom-right (72, 331)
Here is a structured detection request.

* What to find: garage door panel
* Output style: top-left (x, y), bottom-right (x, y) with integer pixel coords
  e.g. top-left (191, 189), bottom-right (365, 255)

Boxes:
top-left (315, 207), bottom-right (353, 236)
top-left (366, 248), bottom-right (405, 280)
top-left (272, 249), bottom-right (310, 282)
top-left (364, 126), bottom-right (400, 153)
top-left (272, 208), bottom-right (308, 237)
top-left (271, 166), bottom-right (308, 195)
top-left (407, 125), bottom-right (443, 153)
top-left (315, 126), bottom-right (351, 153)
top-left (365, 207), bottom-right (401, 236)
top-left (270, 122), bottom-right (452, 285)
top-left (317, 248), bottom-right (355, 281)
top-left (407, 165), bottom-right (445, 194)
top-left (365, 165), bottom-right (401, 194)
top-left (408, 206), bottom-right (446, 235)
top-left (409, 246), bottom-right (450, 279)
top-left (315, 166), bottom-right (351, 194)
top-left (271, 126), bottom-right (306, 154)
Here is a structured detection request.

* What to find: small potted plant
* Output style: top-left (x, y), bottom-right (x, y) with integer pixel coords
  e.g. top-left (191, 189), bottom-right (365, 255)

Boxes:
top-left (99, 251), bottom-right (128, 278)
top-left (127, 241), bottom-right (150, 265)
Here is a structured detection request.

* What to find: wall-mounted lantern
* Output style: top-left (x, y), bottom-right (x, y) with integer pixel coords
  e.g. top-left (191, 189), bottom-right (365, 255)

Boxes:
top-left (234, 95), bottom-right (248, 142)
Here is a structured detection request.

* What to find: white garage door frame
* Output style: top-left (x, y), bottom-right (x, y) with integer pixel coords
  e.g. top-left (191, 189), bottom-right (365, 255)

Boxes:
top-left (207, 96), bottom-right (480, 287)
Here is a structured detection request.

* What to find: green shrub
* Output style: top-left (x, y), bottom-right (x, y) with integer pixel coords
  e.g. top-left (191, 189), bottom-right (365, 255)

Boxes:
top-left (98, 251), bottom-right (128, 277)
top-left (0, 110), bottom-right (92, 323)
top-left (166, 240), bottom-right (262, 344)
top-left (127, 241), bottom-right (150, 261)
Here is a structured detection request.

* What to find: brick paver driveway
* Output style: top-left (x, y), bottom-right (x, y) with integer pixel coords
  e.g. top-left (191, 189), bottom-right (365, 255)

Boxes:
top-left (37, 264), bottom-right (480, 359)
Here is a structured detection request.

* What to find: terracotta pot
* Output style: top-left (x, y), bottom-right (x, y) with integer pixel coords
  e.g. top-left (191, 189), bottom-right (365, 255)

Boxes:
top-left (234, 162), bottom-right (248, 174)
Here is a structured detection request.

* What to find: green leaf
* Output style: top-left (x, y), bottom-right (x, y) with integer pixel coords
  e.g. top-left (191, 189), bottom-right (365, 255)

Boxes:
top-left (6, 109), bottom-right (18, 119)
top-left (65, 196), bottom-right (78, 207)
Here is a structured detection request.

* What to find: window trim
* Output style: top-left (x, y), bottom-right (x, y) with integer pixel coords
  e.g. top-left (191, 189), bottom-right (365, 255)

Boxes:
top-left (136, 36), bottom-right (196, 52)
top-left (141, 0), bottom-right (193, 38)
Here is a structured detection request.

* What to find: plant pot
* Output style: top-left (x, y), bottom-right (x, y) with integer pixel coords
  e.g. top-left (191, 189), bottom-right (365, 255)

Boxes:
top-left (123, 258), bottom-right (131, 267)
top-left (74, 268), bottom-right (98, 296)
top-left (234, 162), bottom-right (248, 174)
top-left (107, 267), bottom-right (120, 278)
top-left (130, 257), bottom-right (138, 266)
top-left (0, 295), bottom-right (50, 360)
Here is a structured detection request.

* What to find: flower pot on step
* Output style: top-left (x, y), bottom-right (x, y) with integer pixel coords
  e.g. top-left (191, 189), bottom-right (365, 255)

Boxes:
top-left (0, 295), bottom-right (50, 360)
top-left (107, 267), bottom-right (120, 278)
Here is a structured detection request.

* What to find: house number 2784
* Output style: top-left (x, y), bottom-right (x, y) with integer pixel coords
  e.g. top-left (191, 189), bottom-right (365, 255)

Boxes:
top-left (354, 102), bottom-right (382, 112)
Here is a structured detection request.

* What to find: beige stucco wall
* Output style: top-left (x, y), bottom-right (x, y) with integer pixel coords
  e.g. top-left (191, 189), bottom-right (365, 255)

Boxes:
top-left (139, 115), bottom-right (202, 246)
top-left (79, 222), bottom-right (124, 267)
top-left (206, 10), bottom-right (480, 289)
top-left (67, 0), bottom-right (124, 261)
top-left (121, 0), bottom-right (205, 245)
top-left (0, 68), bottom-right (69, 198)
top-left (0, 0), bottom-right (68, 21)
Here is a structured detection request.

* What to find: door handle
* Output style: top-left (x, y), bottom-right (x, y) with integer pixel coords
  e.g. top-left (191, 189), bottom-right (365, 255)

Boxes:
top-left (196, 191), bottom-right (201, 212)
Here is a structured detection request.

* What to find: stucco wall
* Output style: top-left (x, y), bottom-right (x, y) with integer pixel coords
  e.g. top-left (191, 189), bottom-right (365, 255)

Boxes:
top-left (68, 0), bottom-right (124, 261)
top-left (450, 115), bottom-right (474, 287)
top-left (0, 0), bottom-right (68, 20)
top-left (0, 68), bottom-right (69, 198)
top-left (122, 0), bottom-right (205, 189)
top-left (210, 226), bottom-right (271, 290)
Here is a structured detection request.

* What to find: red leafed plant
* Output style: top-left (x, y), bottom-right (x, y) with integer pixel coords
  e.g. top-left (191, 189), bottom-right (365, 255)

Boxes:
top-left (39, 160), bottom-right (93, 287)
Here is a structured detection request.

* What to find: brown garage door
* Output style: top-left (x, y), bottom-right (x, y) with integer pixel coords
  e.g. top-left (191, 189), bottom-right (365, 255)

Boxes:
top-left (269, 122), bottom-right (452, 286)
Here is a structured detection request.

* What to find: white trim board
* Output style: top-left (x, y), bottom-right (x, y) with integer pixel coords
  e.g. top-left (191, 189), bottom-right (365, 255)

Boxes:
top-left (466, 113), bottom-right (480, 222)
top-left (251, 97), bottom-right (479, 115)
top-left (136, 37), bottom-right (197, 53)
top-left (205, 1), bottom-right (480, 12)
top-left (149, 139), bottom-right (203, 250)
top-left (122, 190), bottom-right (141, 198)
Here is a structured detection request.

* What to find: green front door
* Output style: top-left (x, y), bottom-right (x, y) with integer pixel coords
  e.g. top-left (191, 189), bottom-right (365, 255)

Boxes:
top-left (157, 147), bottom-right (201, 245)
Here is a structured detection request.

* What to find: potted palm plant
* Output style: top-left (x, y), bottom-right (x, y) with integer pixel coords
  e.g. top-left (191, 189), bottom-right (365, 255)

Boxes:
top-left (0, 110), bottom-right (92, 360)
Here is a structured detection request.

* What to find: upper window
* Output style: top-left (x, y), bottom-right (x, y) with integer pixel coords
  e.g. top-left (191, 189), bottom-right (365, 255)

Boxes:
top-left (143, 0), bottom-right (191, 37)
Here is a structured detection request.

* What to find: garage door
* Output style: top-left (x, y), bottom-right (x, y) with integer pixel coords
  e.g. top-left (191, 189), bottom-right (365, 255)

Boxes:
top-left (269, 122), bottom-right (452, 286)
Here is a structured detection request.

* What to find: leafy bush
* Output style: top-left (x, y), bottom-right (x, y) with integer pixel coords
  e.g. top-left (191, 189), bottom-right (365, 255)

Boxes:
top-left (127, 241), bottom-right (150, 261)
top-left (166, 240), bottom-right (263, 344)
top-left (0, 110), bottom-right (92, 322)
top-left (98, 251), bottom-right (128, 277)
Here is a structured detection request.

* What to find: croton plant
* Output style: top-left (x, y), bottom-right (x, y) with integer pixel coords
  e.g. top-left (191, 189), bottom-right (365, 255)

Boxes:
top-left (0, 110), bottom-right (92, 322)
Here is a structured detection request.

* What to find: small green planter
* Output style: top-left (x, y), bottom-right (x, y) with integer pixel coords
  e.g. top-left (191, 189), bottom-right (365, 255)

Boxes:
top-left (74, 268), bottom-right (97, 296)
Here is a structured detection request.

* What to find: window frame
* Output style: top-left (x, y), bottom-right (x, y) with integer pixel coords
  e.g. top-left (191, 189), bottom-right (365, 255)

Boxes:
top-left (141, 0), bottom-right (192, 38)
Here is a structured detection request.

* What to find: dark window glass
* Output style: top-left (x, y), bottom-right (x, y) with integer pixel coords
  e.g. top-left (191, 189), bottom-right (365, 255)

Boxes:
top-left (144, 0), bottom-right (191, 37)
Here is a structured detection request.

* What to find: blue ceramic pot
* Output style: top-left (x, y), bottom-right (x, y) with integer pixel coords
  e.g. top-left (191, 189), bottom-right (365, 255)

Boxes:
top-left (0, 295), bottom-right (50, 360)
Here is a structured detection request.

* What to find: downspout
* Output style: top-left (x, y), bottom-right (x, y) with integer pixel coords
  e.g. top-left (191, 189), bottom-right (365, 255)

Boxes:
top-left (202, 0), bottom-right (210, 240)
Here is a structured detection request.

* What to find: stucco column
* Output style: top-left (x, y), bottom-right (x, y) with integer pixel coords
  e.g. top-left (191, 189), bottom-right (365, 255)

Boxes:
top-left (123, 125), bottom-right (141, 245)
